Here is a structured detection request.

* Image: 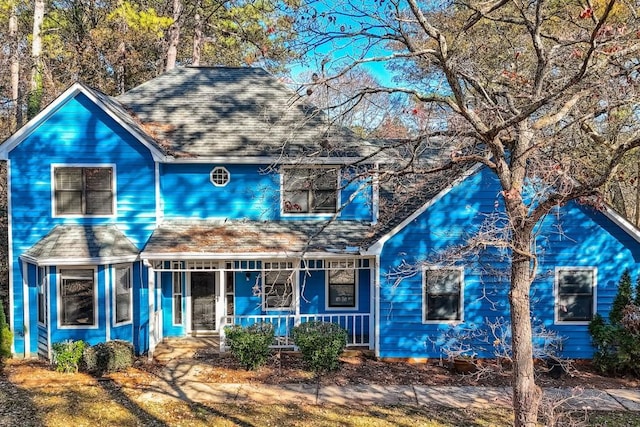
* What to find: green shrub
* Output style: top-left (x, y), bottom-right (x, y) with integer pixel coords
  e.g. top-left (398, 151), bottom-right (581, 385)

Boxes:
top-left (83, 340), bottom-right (134, 376)
top-left (52, 340), bottom-right (87, 373)
top-left (292, 321), bottom-right (347, 375)
top-left (589, 270), bottom-right (640, 376)
top-left (0, 300), bottom-right (12, 360)
top-left (224, 322), bottom-right (274, 370)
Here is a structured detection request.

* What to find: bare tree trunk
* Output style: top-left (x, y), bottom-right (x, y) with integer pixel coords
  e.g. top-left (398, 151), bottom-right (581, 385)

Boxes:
top-left (9, 3), bottom-right (22, 130)
top-left (510, 231), bottom-right (542, 427)
top-left (608, 181), bottom-right (627, 219)
top-left (192, 1), bottom-right (202, 66)
top-left (28, 0), bottom-right (45, 120)
top-left (166, 0), bottom-right (182, 71)
top-left (117, 40), bottom-right (126, 94)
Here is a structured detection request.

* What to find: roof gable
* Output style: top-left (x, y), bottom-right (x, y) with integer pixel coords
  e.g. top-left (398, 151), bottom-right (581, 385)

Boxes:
top-left (367, 164), bottom-right (640, 254)
top-left (0, 83), bottom-right (168, 161)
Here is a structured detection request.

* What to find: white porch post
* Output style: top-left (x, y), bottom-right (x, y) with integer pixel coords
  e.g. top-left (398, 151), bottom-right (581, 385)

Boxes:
top-left (369, 258), bottom-right (375, 350)
top-left (105, 266), bottom-right (111, 342)
top-left (147, 264), bottom-right (156, 359)
top-left (22, 260), bottom-right (30, 357)
top-left (374, 255), bottom-right (381, 356)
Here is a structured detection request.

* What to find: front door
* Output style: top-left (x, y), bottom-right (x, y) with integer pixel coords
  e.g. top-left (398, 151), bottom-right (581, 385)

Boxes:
top-left (191, 272), bottom-right (216, 331)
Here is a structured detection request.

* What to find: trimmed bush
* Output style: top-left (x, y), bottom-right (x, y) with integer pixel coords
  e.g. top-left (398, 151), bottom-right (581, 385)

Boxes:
top-left (292, 321), bottom-right (347, 375)
top-left (52, 340), bottom-right (87, 373)
top-left (83, 340), bottom-right (134, 376)
top-left (0, 300), bottom-right (12, 360)
top-left (224, 322), bottom-right (274, 370)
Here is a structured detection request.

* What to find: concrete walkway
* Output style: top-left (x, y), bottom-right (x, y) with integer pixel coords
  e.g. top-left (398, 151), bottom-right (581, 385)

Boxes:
top-left (138, 374), bottom-right (640, 412)
top-left (137, 352), bottom-right (640, 412)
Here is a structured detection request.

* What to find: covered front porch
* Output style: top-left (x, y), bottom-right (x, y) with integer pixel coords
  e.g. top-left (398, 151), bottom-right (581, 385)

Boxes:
top-left (145, 257), bottom-right (375, 356)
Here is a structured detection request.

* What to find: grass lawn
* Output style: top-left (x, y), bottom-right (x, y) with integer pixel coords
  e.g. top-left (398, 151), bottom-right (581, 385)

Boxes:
top-left (1, 360), bottom-right (639, 426)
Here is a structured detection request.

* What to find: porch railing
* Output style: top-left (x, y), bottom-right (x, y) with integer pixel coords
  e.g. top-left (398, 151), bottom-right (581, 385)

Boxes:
top-left (219, 313), bottom-right (371, 352)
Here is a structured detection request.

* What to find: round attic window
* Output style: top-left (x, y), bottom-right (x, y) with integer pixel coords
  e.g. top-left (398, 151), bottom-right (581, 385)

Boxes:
top-left (210, 166), bottom-right (230, 187)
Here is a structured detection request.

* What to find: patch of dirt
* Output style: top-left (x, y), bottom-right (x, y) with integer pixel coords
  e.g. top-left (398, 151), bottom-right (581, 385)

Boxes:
top-left (143, 351), bottom-right (640, 389)
top-left (5, 353), bottom-right (640, 391)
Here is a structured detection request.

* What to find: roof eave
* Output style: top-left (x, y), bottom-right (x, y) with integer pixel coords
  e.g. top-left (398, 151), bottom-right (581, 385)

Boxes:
top-left (140, 250), bottom-right (365, 261)
top-left (20, 253), bottom-right (140, 267)
top-left (602, 206), bottom-right (640, 244)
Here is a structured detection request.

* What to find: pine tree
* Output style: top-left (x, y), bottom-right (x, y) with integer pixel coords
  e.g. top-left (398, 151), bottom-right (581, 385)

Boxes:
top-left (635, 274), bottom-right (640, 307)
top-left (611, 269), bottom-right (633, 325)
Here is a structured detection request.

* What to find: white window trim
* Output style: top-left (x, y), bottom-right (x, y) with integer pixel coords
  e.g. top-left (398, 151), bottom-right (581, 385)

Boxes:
top-left (422, 266), bottom-right (465, 325)
top-left (209, 166), bottom-right (230, 187)
top-left (112, 264), bottom-right (133, 326)
top-left (325, 268), bottom-right (359, 311)
top-left (172, 271), bottom-right (184, 326)
top-left (261, 265), bottom-right (297, 312)
top-left (554, 266), bottom-right (597, 325)
top-left (57, 266), bottom-right (99, 330)
top-left (37, 266), bottom-right (47, 326)
top-left (280, 166), bottom-right (340, 217)
top-left (51, 163), bottom-right (117, 218)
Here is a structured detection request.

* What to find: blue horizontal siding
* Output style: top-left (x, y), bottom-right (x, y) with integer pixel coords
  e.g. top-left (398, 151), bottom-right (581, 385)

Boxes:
top-left (160, 163), bottom-right (374, 221)
top-left (8, 93), bottom-right (157, 356)
top-left (378, 167), bottom-right (640, 360)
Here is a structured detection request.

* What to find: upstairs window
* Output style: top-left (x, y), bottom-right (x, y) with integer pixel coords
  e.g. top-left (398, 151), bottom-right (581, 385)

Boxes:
top-left (423, 268), bottom-right (463, 322)
top-left (282, 167), bottom-right (338, 214)
top-left (210, 166), bottom-right (230, 187)
top-left (556, 268), bottom-right (595, 323)
top-left (54, 166), bottom-right (114, 216)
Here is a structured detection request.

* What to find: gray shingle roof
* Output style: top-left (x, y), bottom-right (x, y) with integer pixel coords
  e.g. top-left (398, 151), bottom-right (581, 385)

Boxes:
top-left (141, 219), bottom-right (374, 256)
top-left (22, 225), bottom-right (140, 265)
top-left (115, 67), bottom-right (378, 158)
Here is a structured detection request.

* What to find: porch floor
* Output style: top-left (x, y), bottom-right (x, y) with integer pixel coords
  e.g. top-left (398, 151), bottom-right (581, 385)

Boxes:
top-left (153, 336), bottom-right (221, 362)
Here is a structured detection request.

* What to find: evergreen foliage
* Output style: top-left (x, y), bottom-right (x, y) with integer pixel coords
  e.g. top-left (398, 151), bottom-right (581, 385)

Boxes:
top-left (589, 271), bottom-right (640, 376)
top-left (83, 340), bottom-right (134, 376)
top-left (292, 321), bottom-right (347, 375)
top-left (610, 269), bottom-right (633, 325)
top-left (224, 322), bottom-right (274, 370)
top-left (0, 300), bottom-right (12, 360)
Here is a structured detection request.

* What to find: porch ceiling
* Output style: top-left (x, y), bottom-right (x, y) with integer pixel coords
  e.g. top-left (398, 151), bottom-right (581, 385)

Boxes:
top-left (140, 219), bottom-right (374, 257)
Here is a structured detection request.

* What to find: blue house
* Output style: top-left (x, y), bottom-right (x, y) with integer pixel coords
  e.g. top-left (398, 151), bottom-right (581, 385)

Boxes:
top-left (1, 66), bottom-right (639, 361)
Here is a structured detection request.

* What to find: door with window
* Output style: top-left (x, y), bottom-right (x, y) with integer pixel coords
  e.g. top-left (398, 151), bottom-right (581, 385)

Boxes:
top-left (191, 272), bottom-right (217, 331)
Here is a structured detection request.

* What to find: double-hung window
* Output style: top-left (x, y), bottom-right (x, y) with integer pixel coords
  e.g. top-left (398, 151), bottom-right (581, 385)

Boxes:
top-left (54, 166), bottom-right (114, 215)
top-left (423, 268), bottom-right (463, 322)
top-left (114, 265), bottom-right (132, 324)
top-left (556, 267), bottom-right (595, 323)
top-left (37, 267), bottom-right (47, 325)
top-left (282, 167), bottom-right (339, 214)
top-left (263, 269), bottom-right (294, 310)
top-left (173, 271), bottom-right (183, 325)
top-left (327, 269), bottom-right (357, 309)
top-left (60, 268), bottom-right (96, 327)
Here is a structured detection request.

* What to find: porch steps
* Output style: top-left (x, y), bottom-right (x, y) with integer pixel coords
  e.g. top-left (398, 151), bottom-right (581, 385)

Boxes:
top-left (152, 336), bottom-right (220, 362)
